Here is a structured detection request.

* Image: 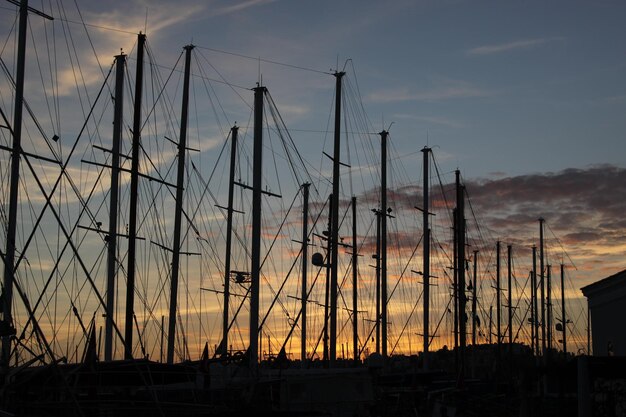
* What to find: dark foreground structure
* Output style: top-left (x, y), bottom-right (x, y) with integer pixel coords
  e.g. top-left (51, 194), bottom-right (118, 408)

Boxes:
top-left (582, 268), bottom-right (626, 356)
top-left (1, 344), bottom-right (591, 417)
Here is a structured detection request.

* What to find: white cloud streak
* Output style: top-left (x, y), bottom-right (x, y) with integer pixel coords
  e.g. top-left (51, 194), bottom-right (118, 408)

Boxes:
top-left (368, 78), bottom-right (493, 103)
top-left (211, 0), bottom-right (277, 16)
top-left (466, 37), bottom-right (565, 56)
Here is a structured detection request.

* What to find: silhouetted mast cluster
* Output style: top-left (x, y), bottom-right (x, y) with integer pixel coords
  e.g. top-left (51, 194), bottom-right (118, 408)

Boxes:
top-left (1, 12), bottom-right (579, 374)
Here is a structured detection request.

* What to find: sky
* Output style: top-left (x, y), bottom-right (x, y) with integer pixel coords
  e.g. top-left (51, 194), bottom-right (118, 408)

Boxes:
top-left (69, 0), bottom-right (626, 281)
top-left (3, 0), bottom-right (624, 176)
top-left (71, 0), bottom-right (626, 177)
top-left (1, 0), bottom-right (625, 359)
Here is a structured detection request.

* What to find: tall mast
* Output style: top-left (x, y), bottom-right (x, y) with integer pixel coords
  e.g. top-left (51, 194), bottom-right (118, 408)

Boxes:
top-left (121, 32), bottom-right (145, 361)
top-left (453, 170), bottom-right (460, 372)
top-left (249, 85), bottom-right (266, 370)
top-left (561, 263), bottom-right (567, 357)
top-left (166, 44), bottom-right (194, 364)
top-left (530, 248), bottom-right (535, 356)
top-left (453, 207), bottom-right (458, 359)
top-left (221, 126), bottom-right (238, 358)
top-left (507, 245), bottom-right (513, 346)
top-left (457, 176), bottom-right (466, 384)
top-left (301, 183), bottom-right (310, 365)
top-left (507, 244), bottom-right (513, 376)
top-left (532, 245), bottom-right (539, 356)
top-left (496, 240), bottom-right (501, 358)
top-left (351, 196), bottom-right (358, 362)
top-left (539, 218), bottom-right (546, 356)
top-left (471, 250), bottom-right (478, 380)
top-left (105, 53), bottom-right (126, 361)
top-left (380, 130), bottom-right (388, 357)
top-left (547, 264), bottom-right (552, 356)
top-left (422, 147), bottom-right (431, 369)
top-left (375, 210), bottom-right (381, 354)
top-left (329, 71), bottom-right (345, 366)
top-left (323, 195), bottom-right (332, 362)
top-left (2, 0), bottom-right (29, 368)
top-left (471, 250), bottom-right (478, 346)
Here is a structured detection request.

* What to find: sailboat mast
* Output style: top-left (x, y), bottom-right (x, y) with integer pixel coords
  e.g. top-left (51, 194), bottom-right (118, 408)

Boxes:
top-left (496, 240), bottom-right (501, 357)
top-left (352, 196), bottom-right (358, 362)
top-left (121, 32), bottom-right (145, 361)
top-left (547, 264), bottom-right (552, 356)
top-left (249, 85), bottom-right (266, 370)
top-left (324, 195), bottom-right (332, 362)
top-left (539, 218), bottom-right (546, 356)
top-left (453, 207), bottom-right (458, 358)
top-left (457, 177), bottom-right (466, 383)
top-left (221, 126), bottom-right (239, 358)
top-left (507, 244), bottom-right (513, 375)
top-left (375, 210), bottom-right (381, 354)
top-left (422, 146), bottom-right (430, 369)
top-left (166, 44), bottom-right (194, 364)
top-left (561, 263), bottom-right (567, 356)
top-left (301, 183), bottom-right (310, 365)
top-left (105, 53), bottom-right (126, 361)
top-left (329, 71), bottom-right (345, 366)
top-left (380, 130), bottom-right (388, 357)
top-left (530, 247), bottom-right (535, 355)
top-left (453, 170), bottom-right (460, 371)
top-left (2, 0), bottom-right (29, 368)
top-left (532, 245), bottom-right (538, 356)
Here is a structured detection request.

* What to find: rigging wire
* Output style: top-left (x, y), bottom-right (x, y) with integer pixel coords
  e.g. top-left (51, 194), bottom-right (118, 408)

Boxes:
top-left (195, 44), bottom-right (332, 76)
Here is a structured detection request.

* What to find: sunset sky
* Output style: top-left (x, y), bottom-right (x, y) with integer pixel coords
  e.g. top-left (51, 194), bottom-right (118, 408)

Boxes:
top-left (1, 0), bottom-right (625, 359)
top-left (69, 0), bottom-right (626, 290)
top-left (55, 0), bottom-right (626, 174)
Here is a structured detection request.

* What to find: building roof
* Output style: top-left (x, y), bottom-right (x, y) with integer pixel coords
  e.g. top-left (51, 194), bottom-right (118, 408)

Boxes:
top-left (581, 268), bottom-right (626, 298)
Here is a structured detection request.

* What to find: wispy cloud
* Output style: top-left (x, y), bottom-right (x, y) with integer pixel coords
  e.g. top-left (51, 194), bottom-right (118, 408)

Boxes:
top-left (368, 78), bottom-right (493, 103)
top-left (86, 3), bottom-right (206, 38)
top-left (466, 37), bottom-right (565, 56)
top-left (211, 0), bottom-right (276, 16)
